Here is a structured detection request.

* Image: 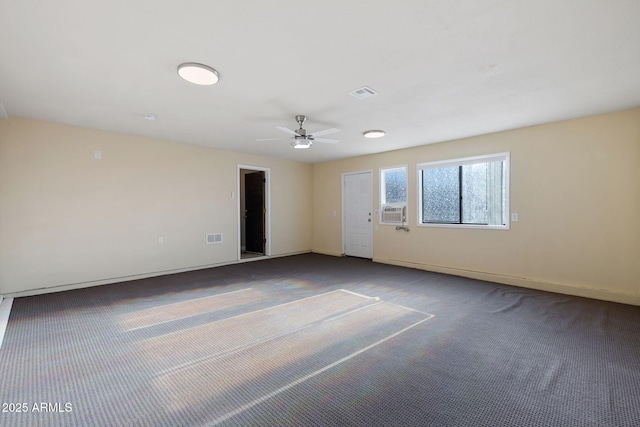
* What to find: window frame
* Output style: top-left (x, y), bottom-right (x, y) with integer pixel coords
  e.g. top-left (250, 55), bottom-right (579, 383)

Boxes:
top-left (417, 152), bottom-right (510, 230)
top-left (379, 165), bottom-right (408, 225)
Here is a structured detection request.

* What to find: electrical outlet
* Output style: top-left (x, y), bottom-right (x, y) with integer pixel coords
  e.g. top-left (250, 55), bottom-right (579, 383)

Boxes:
top-left (511, 213), bottom-right (519, 222)
top-left (158, 237), bottom-right (164, 244)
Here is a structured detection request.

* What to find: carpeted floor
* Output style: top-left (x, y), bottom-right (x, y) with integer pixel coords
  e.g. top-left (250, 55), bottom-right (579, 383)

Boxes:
top-left (1, 253), bottom-right (639, 426)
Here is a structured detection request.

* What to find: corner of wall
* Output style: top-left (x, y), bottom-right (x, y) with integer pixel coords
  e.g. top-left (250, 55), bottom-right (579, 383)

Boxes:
top-left (311, 249), bottom-right (344, 257)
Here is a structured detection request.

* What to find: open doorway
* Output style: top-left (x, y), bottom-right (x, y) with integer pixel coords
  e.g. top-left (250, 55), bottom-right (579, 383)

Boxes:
top-left (239, 166), bottom-right (270, 260)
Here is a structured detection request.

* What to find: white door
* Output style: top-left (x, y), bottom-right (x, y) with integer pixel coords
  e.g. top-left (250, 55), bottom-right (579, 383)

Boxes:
top-left (343, 171), bottom-right (373, 258)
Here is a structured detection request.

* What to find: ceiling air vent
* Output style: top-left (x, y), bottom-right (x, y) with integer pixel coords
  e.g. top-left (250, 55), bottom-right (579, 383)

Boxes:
top-left (206, 233), bottom-right (223, 244)
top-left (348, 86), bottom-right (378, 100)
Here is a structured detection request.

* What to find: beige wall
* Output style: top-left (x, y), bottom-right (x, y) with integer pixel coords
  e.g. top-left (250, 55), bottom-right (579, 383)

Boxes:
top-left (2, 110), bottom-right (639, 305)
top-left (0, 118), bottom-right (312, 295)
top-left (313, 108), bottom-right (640, 305)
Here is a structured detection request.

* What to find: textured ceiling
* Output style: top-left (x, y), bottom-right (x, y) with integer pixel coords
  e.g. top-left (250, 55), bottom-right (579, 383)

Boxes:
top-left (1, 0), bottom-right (639, 163)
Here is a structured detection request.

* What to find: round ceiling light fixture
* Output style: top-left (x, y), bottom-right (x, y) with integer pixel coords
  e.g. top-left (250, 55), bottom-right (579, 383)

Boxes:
top-left (177, 62), bottom-right (219, 85)
top-left (363, 130), bottom-right (385, 138)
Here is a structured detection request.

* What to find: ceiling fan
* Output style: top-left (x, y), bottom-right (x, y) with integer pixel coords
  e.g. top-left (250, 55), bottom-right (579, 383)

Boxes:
top-left (257, 115), bottom-right (340, 149)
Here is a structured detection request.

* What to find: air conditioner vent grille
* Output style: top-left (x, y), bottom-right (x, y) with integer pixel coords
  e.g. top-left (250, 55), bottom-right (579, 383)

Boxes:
top-left (381, 205), bottom-right (405, 224)
top-left (348, 86), bottom-right (378, 100)
top-left (206, 233), bottom-right (223, 244)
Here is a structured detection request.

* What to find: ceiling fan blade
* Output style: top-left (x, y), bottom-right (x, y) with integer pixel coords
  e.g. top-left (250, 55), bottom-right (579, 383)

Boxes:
top-left (276, 126), bottom-right (300, 136)
top-left (310, 127), bottom-right (340, 137)
top-left (314, 138), bottom-right (340, 144)
top-left (256, 137), bottom-right (287, 141)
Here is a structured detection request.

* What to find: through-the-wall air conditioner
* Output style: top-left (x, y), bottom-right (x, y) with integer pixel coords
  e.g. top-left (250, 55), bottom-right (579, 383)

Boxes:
top-left (381, 205), bottom-right (405, 223)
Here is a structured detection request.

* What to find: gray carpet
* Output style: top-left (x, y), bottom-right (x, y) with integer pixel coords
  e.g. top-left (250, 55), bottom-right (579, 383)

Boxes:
top-left (1, 253), bottom-right (639, 426)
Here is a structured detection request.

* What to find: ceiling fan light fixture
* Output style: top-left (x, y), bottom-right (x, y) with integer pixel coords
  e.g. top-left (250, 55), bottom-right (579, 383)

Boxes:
top-left (177, 62), bottom-right (219, 85)
top-left (291, 139), bottom-right (312, 149)
top-left (363, 130), bottom-right (385, 138)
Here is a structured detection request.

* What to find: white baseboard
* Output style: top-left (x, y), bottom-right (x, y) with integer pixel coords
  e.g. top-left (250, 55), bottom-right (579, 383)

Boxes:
top-left (6, 251), bottom-right (312, 299)
top-left (374, 257), bottom-right (640, 306)
top-left (311, 249), bottom-right (344, 257)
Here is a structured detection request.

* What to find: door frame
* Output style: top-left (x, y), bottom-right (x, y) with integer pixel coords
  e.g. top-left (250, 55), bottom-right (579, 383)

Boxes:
top-left (238, 165), bottom-right (271, 260)
top-left (341, 169), bottom-right (374, 258)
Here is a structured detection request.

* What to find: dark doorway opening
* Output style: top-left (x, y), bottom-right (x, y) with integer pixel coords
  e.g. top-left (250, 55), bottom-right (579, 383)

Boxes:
top-left (241, 169), bottom-right (266, 259)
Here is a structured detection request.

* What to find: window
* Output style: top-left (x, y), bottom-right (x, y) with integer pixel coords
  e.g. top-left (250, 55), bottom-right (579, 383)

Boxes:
top-left (418, 153), bottom-right (509, 229)
top-left (380, 166), bottom-right (407, 224)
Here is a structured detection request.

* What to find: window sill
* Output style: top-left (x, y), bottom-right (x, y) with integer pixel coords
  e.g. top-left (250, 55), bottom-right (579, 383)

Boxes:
top-left (417, 223), bottom-right (510, 230)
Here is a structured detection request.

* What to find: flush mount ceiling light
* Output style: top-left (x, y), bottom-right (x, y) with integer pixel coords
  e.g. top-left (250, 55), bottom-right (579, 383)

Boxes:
top-left (177, 62), bottom-right (219, 85)
top-left (363, 130), bottom-right (385, 138)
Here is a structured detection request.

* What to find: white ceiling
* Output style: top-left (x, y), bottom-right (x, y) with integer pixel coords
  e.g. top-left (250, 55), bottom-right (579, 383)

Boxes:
top-left (1, 0), bottom-right (639, 164)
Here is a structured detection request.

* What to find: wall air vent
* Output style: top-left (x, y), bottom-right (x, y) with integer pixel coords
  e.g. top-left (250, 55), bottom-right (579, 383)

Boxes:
top-left (206, 233), bottom-right (223, 244)
top-left (348, 86), bottom-right (379, 100)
